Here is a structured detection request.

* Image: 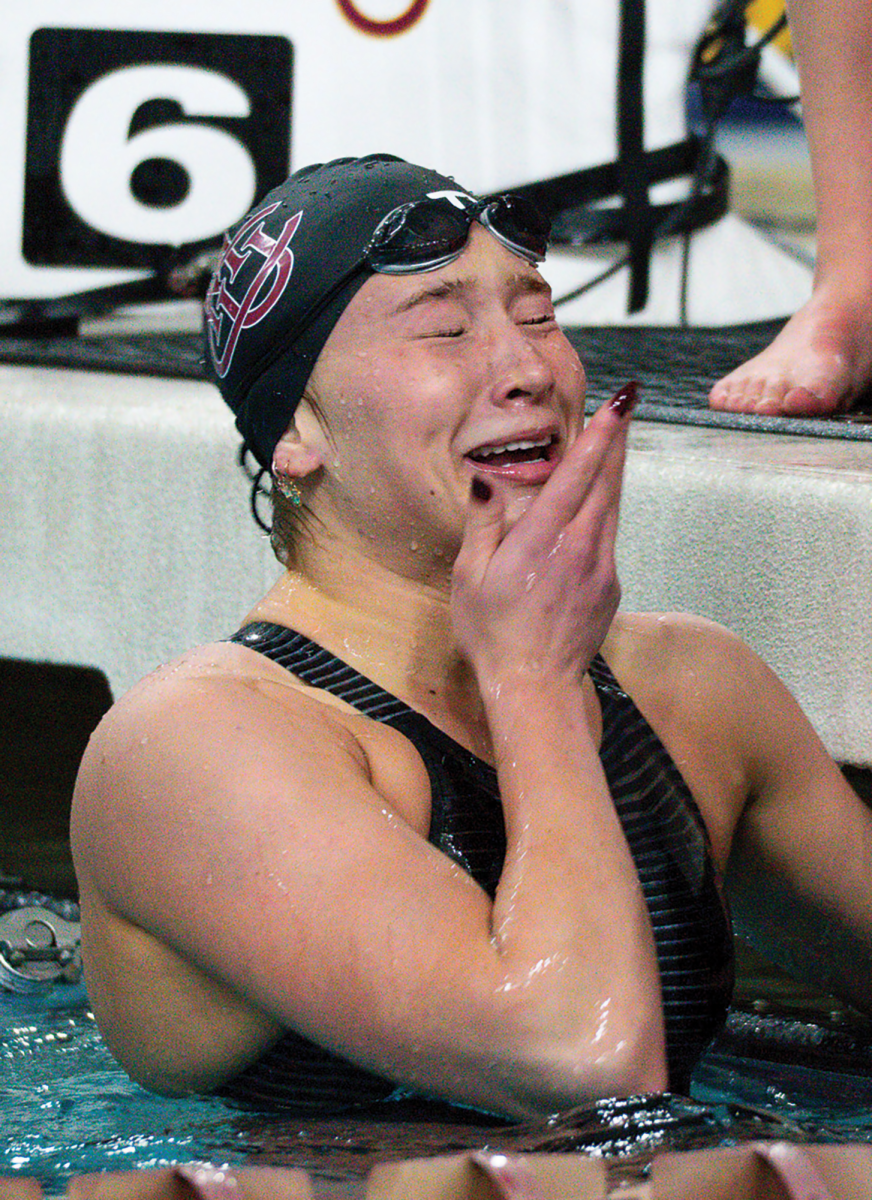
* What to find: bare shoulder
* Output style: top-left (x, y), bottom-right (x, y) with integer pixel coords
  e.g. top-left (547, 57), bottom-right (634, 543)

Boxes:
top-left (605, 609), bottom-right (823, 752)
top-left (603, 609), bottom-right (760, 715)
top-left (79, 638), bottom-right (366, 763)
top-left (602, 608), bottom-right (848, 834)
top-left (75, 641), bottom-right (354, 812)
top-left (73, 638), bottom-right (434, 887)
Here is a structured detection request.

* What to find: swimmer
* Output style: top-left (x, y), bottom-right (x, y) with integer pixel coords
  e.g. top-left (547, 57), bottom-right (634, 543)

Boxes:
top-left (71, 155), bottom-right (872, 1119)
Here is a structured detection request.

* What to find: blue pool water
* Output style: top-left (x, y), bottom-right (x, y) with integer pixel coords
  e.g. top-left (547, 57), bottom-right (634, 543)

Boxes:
top-left (4, 982), bottom-right (872, 1198)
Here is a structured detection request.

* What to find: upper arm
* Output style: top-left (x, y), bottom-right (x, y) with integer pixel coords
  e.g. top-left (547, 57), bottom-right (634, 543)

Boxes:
top-left (74, 661), bottom-right (477, 1035)
top-left (615, 612), bottom-right (872, 1015)
top-left (71, 654), bottom-right (557, 1111)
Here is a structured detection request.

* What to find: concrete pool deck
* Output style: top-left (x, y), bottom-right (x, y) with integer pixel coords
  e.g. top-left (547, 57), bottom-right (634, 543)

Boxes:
top-left (3, 361), bottom-right (872, 767)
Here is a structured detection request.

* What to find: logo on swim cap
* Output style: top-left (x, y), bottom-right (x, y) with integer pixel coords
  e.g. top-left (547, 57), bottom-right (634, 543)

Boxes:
top-left (205, 201), bottom-right (303, 379)
top-left (425, 189), bottom-right (477, 209)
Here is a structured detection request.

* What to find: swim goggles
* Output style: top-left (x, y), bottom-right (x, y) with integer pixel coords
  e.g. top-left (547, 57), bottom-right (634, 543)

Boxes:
top-left (363, 192), bottom-right (552, 274)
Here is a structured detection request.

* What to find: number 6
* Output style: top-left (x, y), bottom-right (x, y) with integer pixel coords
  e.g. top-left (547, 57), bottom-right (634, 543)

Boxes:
top-left (60, 64), bottom-right (258, 245)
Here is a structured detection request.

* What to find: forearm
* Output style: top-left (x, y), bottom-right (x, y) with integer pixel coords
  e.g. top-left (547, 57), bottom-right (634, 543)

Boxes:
top-left (788, 0), bottom-right (872, 285)
top-left (478, 674), bottom-right (667, 1099)
top-left (443, 395), bottom-right (660, 1106)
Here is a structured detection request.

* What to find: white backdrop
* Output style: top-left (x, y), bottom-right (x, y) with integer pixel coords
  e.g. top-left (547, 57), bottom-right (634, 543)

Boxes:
top-left (2, 0), bottom-right (812, 323)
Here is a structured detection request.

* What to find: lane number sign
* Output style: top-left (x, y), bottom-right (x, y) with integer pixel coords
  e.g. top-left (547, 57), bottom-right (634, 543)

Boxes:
top-left (23, 28), bottom-right (292, 268)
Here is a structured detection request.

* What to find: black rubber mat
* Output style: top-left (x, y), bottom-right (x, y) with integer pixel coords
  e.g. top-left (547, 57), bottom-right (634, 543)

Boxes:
top-left (568, 321), bottom-right (872, 440)
top-left (2, 319), bottom-right (871, 440)
top-left (0, 330), bottom-right (205, 380)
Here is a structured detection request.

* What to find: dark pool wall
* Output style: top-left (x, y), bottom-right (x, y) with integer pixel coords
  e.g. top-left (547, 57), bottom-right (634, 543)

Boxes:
top-left (1, 658), bottom-right (112, 896)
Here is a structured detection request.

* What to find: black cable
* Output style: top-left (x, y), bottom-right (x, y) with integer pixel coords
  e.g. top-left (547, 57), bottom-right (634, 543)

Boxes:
top-left (554, 1), bottom-right (800, 324)
top-left (678, 125), bottom-right (720, 325)
top-left (552, 251), bottom-right (634, 308)
top-left (0, 244), bottom-right (221, 337)
top-left (238, 442), bottom-right (273, 534)
top-left (553, 128), bottom-right (720, 316)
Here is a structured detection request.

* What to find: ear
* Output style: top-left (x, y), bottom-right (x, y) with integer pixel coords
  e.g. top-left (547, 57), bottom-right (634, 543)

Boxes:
top-left (271, 421), bottom-right (324, 481)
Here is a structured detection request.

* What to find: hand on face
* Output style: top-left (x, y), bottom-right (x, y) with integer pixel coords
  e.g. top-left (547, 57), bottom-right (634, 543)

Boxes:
top-left (451, 385), bottom-right (636, 689)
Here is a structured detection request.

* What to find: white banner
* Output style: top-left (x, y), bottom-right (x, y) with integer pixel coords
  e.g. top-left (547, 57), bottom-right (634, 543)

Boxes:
top-left (5, 0), bottom-right (705, 299)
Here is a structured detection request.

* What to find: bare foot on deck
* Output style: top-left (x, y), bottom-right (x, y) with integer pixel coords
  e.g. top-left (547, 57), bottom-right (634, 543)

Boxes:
top-left (708, 287), bottom-right (872, 416)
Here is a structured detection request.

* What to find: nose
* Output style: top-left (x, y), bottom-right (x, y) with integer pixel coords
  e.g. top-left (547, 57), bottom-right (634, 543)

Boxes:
top-left (484, 317), bottom-right (556, 408)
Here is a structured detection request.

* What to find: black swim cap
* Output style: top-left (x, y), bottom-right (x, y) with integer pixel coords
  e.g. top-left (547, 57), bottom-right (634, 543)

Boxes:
top-left (204, 154), bottom-right (465, 469)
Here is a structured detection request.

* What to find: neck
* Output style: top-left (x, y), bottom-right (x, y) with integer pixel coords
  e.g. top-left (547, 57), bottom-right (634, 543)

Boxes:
top-left (249, 527), bottom-right (491, 753)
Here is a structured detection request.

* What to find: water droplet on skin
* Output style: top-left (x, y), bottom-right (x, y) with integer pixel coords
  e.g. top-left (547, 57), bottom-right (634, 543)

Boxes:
top-left (410, 541), bottom-right (419, 551)
top-left (343, 634), bottom-right (371, 657)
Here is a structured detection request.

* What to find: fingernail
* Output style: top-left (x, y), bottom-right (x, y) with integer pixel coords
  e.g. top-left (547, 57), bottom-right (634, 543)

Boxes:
top-left (471, 476), bottom-right (492, 502)
top-left (609, 380), bottom-right (638, 417)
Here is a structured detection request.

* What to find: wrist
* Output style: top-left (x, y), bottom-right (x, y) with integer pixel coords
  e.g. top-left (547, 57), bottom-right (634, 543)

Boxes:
top-left (476, 664), bottom-right (586, 707)
top-left (477, 670), bottom-right (597, 747)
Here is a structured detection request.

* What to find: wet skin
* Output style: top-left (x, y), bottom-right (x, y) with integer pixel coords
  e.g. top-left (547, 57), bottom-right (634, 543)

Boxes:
top-left (71, 226), bottom-right (872, 1119)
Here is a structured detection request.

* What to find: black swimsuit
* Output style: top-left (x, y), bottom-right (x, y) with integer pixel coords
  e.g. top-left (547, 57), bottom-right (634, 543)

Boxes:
top-left (217, 621), bottom-right (734, 1112)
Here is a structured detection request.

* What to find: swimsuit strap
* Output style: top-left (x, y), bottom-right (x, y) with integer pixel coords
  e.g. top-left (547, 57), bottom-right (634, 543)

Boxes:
top-left (232, 620), bottom-right (620, 727)
top-left (230, 621), bottom-right (413, 722)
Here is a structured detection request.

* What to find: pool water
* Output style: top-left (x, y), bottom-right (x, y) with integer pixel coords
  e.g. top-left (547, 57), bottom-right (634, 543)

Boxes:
top-left (4, 982), bottom-right (872, 1199)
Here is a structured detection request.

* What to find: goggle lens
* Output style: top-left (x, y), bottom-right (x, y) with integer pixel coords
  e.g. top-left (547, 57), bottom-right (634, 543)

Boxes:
top-left (365, 193), bottom-right (550, 275)
top-left (480, 195), bottom-right (551, 263)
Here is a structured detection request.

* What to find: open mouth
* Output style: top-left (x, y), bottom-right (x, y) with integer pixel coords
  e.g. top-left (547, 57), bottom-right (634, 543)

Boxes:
top-left (466, 434), bottom-right (557, 469)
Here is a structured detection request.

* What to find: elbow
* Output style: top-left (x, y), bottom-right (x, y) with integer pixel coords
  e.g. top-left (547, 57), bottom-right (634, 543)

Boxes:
top-left (564, 978), bottom-right (670, 1095)
top-left (550, 1000), bottom-right (669, 1107)
top-left (574, 1016), bottom-right (669, 1101)
top-left (485, 998), bottom-right (669, 1119)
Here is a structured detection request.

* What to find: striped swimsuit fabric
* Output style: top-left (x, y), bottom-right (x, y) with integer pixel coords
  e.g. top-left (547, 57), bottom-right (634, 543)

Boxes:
top-left (217, 621), bottom-right (734, 1112)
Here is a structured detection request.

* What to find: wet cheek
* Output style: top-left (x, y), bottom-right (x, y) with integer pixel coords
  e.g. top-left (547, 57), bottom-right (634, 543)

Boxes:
top-left (565, 351), bottom-right (586, 391)
top-left (560, 353), bottom-right (587, 427)
top-left (329, 386), bottom-right (382, 429)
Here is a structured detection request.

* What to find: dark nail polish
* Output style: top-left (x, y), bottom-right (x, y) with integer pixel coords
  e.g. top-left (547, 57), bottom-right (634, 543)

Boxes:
top-left (471, 476), bottom-right (492, 502)
top-left (610, 380), bottom-right (639, 417)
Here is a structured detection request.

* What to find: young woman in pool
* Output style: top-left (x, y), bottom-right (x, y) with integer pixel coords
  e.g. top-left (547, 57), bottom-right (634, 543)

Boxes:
top-left (71, 156), bottom-right (872, 1119)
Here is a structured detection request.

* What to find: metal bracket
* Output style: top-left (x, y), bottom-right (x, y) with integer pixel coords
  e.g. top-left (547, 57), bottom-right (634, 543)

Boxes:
top-left (0, 905), bottom-right (82, 995)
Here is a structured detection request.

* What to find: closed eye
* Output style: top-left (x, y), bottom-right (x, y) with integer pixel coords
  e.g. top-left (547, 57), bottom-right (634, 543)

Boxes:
top-left (416, 323), bottom-right (467, 339)
top-left (512, 280), bottom-right (557, 328)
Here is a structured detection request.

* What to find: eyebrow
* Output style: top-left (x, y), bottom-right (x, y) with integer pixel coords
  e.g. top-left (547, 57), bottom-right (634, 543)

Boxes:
top-left (389, 272), bottom-right (552, 317)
